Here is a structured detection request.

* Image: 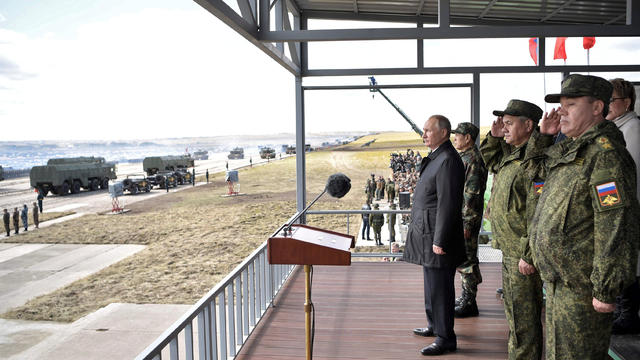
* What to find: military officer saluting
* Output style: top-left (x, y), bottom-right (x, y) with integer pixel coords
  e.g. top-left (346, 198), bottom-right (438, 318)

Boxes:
top-left (480, 100), bottom-right (553, 360)
top-left (531, 74), bottom-right (640, 360)
top-left (451, 122), bottom-right (488, 318)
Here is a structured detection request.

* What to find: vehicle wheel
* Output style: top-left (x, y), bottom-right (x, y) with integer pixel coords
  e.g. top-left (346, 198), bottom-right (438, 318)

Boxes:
top-left (89, 179), bottom-right (99, 191)
top-left (101, 178), bottom-right (109, 189)
top-left (145, 184), bottom-right (151, 192)
top-left (60, 182), bottom-right (70, 196)
top-left (71, 181), bottom-right (81, 194)
top-left (131, 186), bottom-right (138, 195)
top-left (37, 186), bottom-right (49, 197)
top-left (179, 178), bottom-right (184, 185)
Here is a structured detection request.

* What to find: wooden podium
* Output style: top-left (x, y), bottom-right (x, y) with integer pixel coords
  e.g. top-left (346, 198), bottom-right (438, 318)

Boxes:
top-left (268, 224), bottom-right (355, 360)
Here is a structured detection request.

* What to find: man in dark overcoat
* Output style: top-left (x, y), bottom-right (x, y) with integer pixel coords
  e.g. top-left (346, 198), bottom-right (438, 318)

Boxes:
top-left (403, 114), bottom-right (466, 356)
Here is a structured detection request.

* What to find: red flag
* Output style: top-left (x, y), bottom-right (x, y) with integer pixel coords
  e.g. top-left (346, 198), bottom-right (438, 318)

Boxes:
top-left (583, 37), bottom-right (596, 50)
top-left (554, 37), bottom-right (567, 60)
top-left (529, 38), bottom-right (538, 65)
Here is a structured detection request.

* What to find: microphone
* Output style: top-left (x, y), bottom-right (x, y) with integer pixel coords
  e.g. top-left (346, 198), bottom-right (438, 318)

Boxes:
top-left (272, 173), bottom-right (351, 237)
top-left (325, 173), bottom-right (351, 198)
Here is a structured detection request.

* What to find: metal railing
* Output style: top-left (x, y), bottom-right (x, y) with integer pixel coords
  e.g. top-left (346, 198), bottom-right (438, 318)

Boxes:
top-left (136, 241), bottom-right (296, 360)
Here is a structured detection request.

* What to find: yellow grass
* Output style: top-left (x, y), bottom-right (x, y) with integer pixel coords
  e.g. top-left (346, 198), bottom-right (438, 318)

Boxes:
top-left (1, 143), bottom-right (410, 322)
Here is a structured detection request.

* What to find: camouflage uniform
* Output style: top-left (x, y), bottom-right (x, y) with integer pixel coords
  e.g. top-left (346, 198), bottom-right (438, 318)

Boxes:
top-left (386, 179), bottom-right (396, 203)
top-left (370, 204), bottom-right (384, 245)
top-left (452, 122), bottom-right (488, 310)
top-left (386, 203), bottom-right (397, 242)
top-left (480, 100), bottom-right (552, 360)
top-left (530, 75), bottom-right (640, 360)
top-left (365, 174), bottom-right (375, 204)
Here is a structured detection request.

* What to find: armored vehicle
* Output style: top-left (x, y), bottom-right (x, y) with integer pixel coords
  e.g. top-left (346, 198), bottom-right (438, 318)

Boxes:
top-left (193, 150), bottom-right (209, 160)
top-left (173, 169), bottom-right (193, 185)
top-left (143, 155), bottom-right (194, 176)
top-left (228, 147), bottom-right (244, 159)
top-left (30, 157), bottom-right (116, 196)
top-left (285, 146), bottom-right (296, 155)
top-left (121, 177), bottom-right (151, 194)
top-left (259, 147), bottom-right (276, 159)
top-left (0, 166), bottom-right (3, 181)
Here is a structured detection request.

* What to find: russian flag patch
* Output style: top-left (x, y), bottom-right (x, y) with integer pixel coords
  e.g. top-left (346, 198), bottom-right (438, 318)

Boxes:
top-left (596, 181), bottom-right (620, 207)
top-left (534, 182), bottom-right (544, 195)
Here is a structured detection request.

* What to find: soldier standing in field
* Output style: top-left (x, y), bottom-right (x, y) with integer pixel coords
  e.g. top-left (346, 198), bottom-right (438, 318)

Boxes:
top-left (12, 207), bottom-right (19, 234)
top-left (480, 100), bottom-right (552, 360)
top-left (531, 74), bottom-right (640, 360)
top-left (32, 202), bottom-right (39, 229)
top-left (3, 209), bottom-right (10, 237)
top-left (37, 190), bottom-right (44, 213)
top-left (386, 176), bottom-right (396, 203)
top-left (386, 202), bottom-right (397, 242)
top-left (206, 169), bottom-right (209, 183)
top-left (451, 122), bottom-right (488, 318)
top-left (21, 204), bottom-right (28, 231)
top-left (370, 203), bottom-right (384, 246)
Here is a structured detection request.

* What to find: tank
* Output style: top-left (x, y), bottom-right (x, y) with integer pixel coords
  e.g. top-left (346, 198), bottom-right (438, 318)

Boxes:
top-left (143, 155), bottom-right (195, 176)
top-left (228, 147), bottom-right (244, 159)
top-left (285, 146), bottom-right (296, 155)
top-left (193, 150), bottom-right (209, 160)
top-left (259, 147), bottom-right (276, 159)
top-left (30, 157), bottom-right (117, 197)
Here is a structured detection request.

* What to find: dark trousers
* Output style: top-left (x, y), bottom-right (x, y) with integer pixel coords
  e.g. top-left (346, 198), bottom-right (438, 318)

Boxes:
top-left (423, 266), bottom-right (457, 347)
top-left (38, 199), bottom-right (43, 213)
top-left (361, 220), bottom-right (370, 239)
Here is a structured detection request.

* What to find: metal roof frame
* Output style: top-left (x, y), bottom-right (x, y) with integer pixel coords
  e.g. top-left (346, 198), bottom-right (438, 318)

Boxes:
top-left (194, 0), bottom-right (640, 214)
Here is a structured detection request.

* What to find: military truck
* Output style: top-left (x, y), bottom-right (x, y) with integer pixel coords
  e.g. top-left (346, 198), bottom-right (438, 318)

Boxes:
top-left (193, 150), bottom-right (209, 160)
top-left (147, 172), bottom-right (178, 189)
top-left (172, 169), bottom-right (193, 185)
top-left (228, 147), bottom-right (244, 159)
top-left (259, 147), bottom-right (276, 159)
top-left (143, 155), bottom-right (194, 176)
top-left (121, 176), bottom-right (151, 194)
top-left (30, 157), bottom-right (116, 196)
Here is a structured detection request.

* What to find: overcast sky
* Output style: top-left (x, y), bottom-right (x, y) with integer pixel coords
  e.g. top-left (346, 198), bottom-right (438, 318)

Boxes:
top-left (1, 0), bottom-right (639, 141)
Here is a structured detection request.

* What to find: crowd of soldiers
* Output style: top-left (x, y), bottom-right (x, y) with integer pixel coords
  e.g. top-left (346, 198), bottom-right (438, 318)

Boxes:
top-left (389, 150), bottom-right (421, 194)
top-left (3, 202), bottom-right (41, 237)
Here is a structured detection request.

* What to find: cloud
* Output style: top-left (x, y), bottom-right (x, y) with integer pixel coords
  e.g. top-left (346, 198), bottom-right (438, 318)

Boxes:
top-left (0, 12), bottom-right (6, 23)
top-left (0, 55), bottom-right (36, 80)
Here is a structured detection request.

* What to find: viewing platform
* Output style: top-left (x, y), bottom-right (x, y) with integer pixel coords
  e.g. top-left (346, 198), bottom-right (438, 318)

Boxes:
top-left (236, 261), bottom-right (506, 359)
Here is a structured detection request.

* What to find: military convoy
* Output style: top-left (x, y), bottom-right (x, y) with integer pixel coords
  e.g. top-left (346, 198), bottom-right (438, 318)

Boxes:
top-left (29, 157), bottom-right (117, 196)
top-left (228, 147), bottom-right (244, 159)
top-left (259, 147), bottom-right (276, 159)
top-left (142, 155), bottom-right (194, 189)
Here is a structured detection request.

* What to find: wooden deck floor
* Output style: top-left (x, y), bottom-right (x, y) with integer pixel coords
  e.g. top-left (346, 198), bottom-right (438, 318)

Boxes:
top-left (237, 262), bottom-right (507, 360)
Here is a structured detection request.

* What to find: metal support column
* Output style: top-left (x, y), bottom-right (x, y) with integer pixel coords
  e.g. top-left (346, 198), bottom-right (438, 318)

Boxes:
top-left (471, 72), bottom-right (480, 131)
top-left (295, 76), bottom-right (307, 223)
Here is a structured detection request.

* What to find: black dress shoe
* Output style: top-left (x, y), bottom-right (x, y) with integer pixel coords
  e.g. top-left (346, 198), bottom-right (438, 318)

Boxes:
top-left (413, 327), bottom-right (434, 337)
top-left (420, 342), bottom-right (456, 356)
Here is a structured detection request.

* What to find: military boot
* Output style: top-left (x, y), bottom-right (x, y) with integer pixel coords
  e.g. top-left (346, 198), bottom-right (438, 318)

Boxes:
top-left (455, 289), bottom-right (470, 308)
top-left (454, 293), bottom-right (479, 318)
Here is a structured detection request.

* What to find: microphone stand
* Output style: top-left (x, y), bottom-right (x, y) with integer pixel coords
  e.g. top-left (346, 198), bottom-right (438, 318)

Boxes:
top-left (270, 187), bottom-right (328, 360)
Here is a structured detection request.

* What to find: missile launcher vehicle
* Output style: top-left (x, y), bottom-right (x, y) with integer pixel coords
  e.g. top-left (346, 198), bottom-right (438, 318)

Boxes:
top-left (29, 156), bottom-right (116, 196)
top-left (143, 155), bottom-right (195, 176)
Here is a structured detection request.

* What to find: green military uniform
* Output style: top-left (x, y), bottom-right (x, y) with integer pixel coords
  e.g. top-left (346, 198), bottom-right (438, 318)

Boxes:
top-left (452, 122), bottom-right (488, 316)
top-left (386, 179), bottom-right (396, 203)
top-left (365, 174), bottom-right (375, 204)
top-left (530, 75), bottom-right (640, 360)
top-left (386, 203), bottom-right (397, 242)
top-left (370, 203), bottom-right (384, 246)
top-left (480, 100), bottom-right (552, 360)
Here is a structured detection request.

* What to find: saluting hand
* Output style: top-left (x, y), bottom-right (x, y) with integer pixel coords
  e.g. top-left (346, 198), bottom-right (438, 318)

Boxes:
top-left (592, 298), bottom-right (616, 313)
top-left (540, 107), bottom-right (561, 135)
top-left (490, 116), bottom-right (505, 137)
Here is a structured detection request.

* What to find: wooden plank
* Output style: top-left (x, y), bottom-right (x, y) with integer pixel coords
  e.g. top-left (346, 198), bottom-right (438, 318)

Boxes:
top-left (237, 262), bottom-right (508, 359)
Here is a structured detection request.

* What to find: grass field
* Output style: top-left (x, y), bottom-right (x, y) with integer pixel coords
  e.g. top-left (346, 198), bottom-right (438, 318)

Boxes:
top-left (0, 130), bottom-right (490, 322)
top-left (1, 134), bottom-right (425, 322)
